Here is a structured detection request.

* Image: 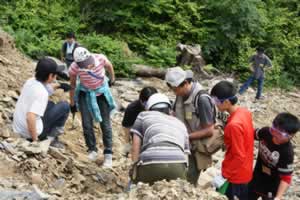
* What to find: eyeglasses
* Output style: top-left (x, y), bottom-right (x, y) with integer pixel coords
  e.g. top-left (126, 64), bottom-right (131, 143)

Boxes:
top-left (212, 96), bottom-right (236, 105)
top-left (269, 125), bottom-right (290, 139)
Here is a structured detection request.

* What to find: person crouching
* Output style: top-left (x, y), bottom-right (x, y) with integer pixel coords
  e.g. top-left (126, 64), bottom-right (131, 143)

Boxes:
top-left (130, 93), bottom-right (190, 185)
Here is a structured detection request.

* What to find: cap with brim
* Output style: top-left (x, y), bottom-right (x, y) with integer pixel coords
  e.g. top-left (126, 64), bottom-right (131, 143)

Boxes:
top-left (165, 67), bottom-right (188, 87)
top-left (76, 56), bottom-right (95, 68)
top-left (36, 57), bottom-right (65, 74)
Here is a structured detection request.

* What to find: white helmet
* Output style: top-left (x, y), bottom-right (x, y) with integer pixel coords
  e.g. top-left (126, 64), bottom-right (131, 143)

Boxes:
top-left (146, 93), bottom-right (171, 110)
top-left (73, 47), bottom-right (91, 63)
top-left (73, 47), bottom-right (95, 68)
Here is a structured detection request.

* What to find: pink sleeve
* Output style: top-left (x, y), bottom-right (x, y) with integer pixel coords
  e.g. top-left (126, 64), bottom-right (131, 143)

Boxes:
top-left (95, 54), bottom-right (108, 66)
top-left (69, 62), bottom-right (79, 76)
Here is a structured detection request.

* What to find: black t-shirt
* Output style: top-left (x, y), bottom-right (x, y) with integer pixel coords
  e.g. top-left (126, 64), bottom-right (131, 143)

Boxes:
top-left (250, 127), bottom-right (294, 196)
top-left (122, 100), bottom-right (144, 128)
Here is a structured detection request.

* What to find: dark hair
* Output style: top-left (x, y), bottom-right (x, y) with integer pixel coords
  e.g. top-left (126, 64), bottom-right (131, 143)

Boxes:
top-left (273, 112), bottom-right (300, 135)
top-left (256, 47), bottom-right (264, 53)
top-left (150, 107), bottom-right (170, 115)
top-left (139, 87), bottom-right (158, 102)
top-left (35, 71), bottom-right (52, 82)
top-left (35, 58), bottom-right (58, 82)
top-left (66, 32), bottom-right (75, 39)
top-left (210, 81), bottom-right (238, 105)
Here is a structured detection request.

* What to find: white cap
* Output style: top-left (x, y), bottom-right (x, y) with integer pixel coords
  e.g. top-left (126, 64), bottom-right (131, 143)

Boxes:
top-left (146, 93), bottom-right (171, 110)
top-left (73, 47), bottom-right (95, 68)
top-left (165, 67), bottom-right (192, 87)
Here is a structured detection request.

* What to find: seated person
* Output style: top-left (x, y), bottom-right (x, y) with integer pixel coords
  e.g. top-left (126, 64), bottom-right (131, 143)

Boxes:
top-left (13, 58), bottom-right (70, 148)
top-left (130, 93), bottom-right (190, 185)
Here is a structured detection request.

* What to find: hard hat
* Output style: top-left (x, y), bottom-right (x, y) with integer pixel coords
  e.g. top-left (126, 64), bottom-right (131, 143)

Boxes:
top-left (73, 47), bottom-right (94, 68)
top-left (146, 93), bottom-right (171, 110)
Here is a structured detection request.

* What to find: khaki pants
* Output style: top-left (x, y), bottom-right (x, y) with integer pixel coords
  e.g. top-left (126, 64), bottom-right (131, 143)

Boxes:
top-left (133, 163), bottom-right (187, 185)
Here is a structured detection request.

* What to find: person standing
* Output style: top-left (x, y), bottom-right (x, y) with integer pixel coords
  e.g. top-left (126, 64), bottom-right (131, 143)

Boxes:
top-left (130, 93), bottom-right (190, 185)
top-left (211, 81), bottom-right (254, 200)
top-left (239, 47), bottom-right (272, 100)
top-left (248, 113), bottom-right (300, 200)
top-left (69, 47), bottom-right (116, 168)
top-left (165, 67), bottom-right (215, 185)
top-left (61, 32), bottom-right (79, 68)
top-left (13, 58), bottom-right (70, 148)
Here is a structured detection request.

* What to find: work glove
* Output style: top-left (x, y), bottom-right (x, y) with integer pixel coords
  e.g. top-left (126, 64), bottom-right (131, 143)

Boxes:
top-left (212, 174), bottom-right (227, 189)
top-left (58, 83), bottom-right (72, 92)
top-left (70, 105), bottom-right (78, 114)
top-left (108, 79), bottom-right (115, 87)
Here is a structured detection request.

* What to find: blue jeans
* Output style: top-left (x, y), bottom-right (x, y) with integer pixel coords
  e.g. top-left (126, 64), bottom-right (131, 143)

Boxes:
top-left (239, 76), bottom-right (264, 99)
top-left (78, 92), bottom-right (113, 154)
top-left (39, 101), bottom-right (70, 140)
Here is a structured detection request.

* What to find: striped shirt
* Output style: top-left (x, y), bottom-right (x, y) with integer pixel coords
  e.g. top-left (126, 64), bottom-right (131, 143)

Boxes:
top-left (69, 54), bottom-right (108, 90)
top-left (131, 111), bottom-right (190, 165)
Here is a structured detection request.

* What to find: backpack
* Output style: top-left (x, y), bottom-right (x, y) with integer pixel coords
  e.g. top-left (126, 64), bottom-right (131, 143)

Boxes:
top-left (192, 90), bottom-right (224, 156)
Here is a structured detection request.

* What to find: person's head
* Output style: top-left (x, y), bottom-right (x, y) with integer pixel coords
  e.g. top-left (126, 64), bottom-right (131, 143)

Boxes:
top-left (270, 112), bottom-right (300, 144)
top-left (73, 47), bottom-right (95, 69)
top-left (66, 32), bottom-right (75, 43)
top-left (146, 93), bottom-right (172, 115)
top-left (165, 67), bottom-right (193, 97)
top-left (139, 87), bottom-right (158, 108)
top-left (35, 57), bottom-right (64, 83)
top-left (256, 47), bottom-right (265, 56)
top-left (210, 81), bottom-right (238, 112)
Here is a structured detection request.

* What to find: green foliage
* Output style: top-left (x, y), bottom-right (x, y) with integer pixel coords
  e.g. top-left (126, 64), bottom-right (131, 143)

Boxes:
top-left (0, 0), bottom-right (299, 86)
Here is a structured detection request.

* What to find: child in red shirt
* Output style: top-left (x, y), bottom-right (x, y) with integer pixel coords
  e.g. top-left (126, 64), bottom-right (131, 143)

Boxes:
top-left (211, 81), bottom-right (254, 200)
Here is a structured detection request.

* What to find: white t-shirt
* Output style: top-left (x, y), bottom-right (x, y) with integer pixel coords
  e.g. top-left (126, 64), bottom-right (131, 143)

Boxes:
top-left (13, 78), bottom-right (49, 139)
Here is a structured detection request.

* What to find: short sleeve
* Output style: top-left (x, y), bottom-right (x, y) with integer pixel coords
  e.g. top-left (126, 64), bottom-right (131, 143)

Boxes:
top-left (122, 101), bottom-right (143, 128)
top-left (196, 96), bottom-right (214, 126)
top-left (130, 112), bottom-right (145, 138)
top-left (69, 62), bottom-right (79, 76)
top-left (29, 96), bottom-right (48, 117)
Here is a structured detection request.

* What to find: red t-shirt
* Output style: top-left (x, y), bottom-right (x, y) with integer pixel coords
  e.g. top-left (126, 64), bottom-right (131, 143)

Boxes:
top-left (222, 107), bottom-right (254, 184)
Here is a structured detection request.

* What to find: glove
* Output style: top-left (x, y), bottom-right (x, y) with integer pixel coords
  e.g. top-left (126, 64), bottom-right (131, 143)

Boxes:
top-left (59, 83), bottom-right (72, 92)
top-left (212, 174), bottom-right (227, 189)
top-left (70, 105), bottom-right (78, 114)
top-left (108, 79), bottom-right (115, 87)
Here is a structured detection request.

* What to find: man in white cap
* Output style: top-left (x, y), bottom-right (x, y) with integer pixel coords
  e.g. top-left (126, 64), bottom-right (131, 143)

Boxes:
top-left (69, 47), bottom-right (116, 168)
top-left (165, 67), bottom-right (216, 185)
top-left (130, 93), bottom-right (190, 185)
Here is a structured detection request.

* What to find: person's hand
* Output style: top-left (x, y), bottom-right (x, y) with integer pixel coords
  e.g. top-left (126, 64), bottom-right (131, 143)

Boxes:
top-left (108, 79), bottom-right (115, 87)
top-left (212, 174), bottom-right (227, 189)
top-left (59, 83), bottom-right (72, 92)
top-left (70, 104), bottom-right (78, 114)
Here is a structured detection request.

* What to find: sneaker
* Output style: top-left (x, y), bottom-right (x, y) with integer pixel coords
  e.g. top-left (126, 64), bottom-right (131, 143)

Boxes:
top-left (103, 154), bottom-right (113, 168)
top-left (88, 151), bottom-right (98, 161)
top-left (50, 138), bottom-right (65, 149)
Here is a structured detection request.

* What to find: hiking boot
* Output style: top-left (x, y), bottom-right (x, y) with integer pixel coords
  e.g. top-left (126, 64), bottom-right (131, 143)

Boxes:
top-left (50, 138), bottom-right (65, 149)
top-left (88, 151), bottom-right (98, 161)
top-left (103, 154), bottom-right (113, 168)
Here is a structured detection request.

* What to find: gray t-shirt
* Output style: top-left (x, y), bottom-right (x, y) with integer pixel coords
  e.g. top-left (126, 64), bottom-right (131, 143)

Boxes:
top-left (249, 54), bottom-right (272, 78)
top-left (131, 111), bottom-right (190, 165)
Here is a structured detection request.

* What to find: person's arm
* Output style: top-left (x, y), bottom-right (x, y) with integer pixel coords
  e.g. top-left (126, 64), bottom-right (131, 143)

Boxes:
top-left (131, 134), bottom-right (142, 162)
top-left (189, 96), bottom-right (215, 140)
top-left (26, 112), bottom-right (38, 141)
top-left (275, 180), bottom-right (290, 200)
top-left (222, 124), bottom-right (246, 179)
top-left (123, 127), bottom-right (131, 143)
top-left (61, 43), bottom-right (66, 62)
top-left (69, 75), bottom-right (76, 106)
top-left (104, 60), bottom-right (115, 83)
top-left (189, 124), bottom-right (214, 140)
